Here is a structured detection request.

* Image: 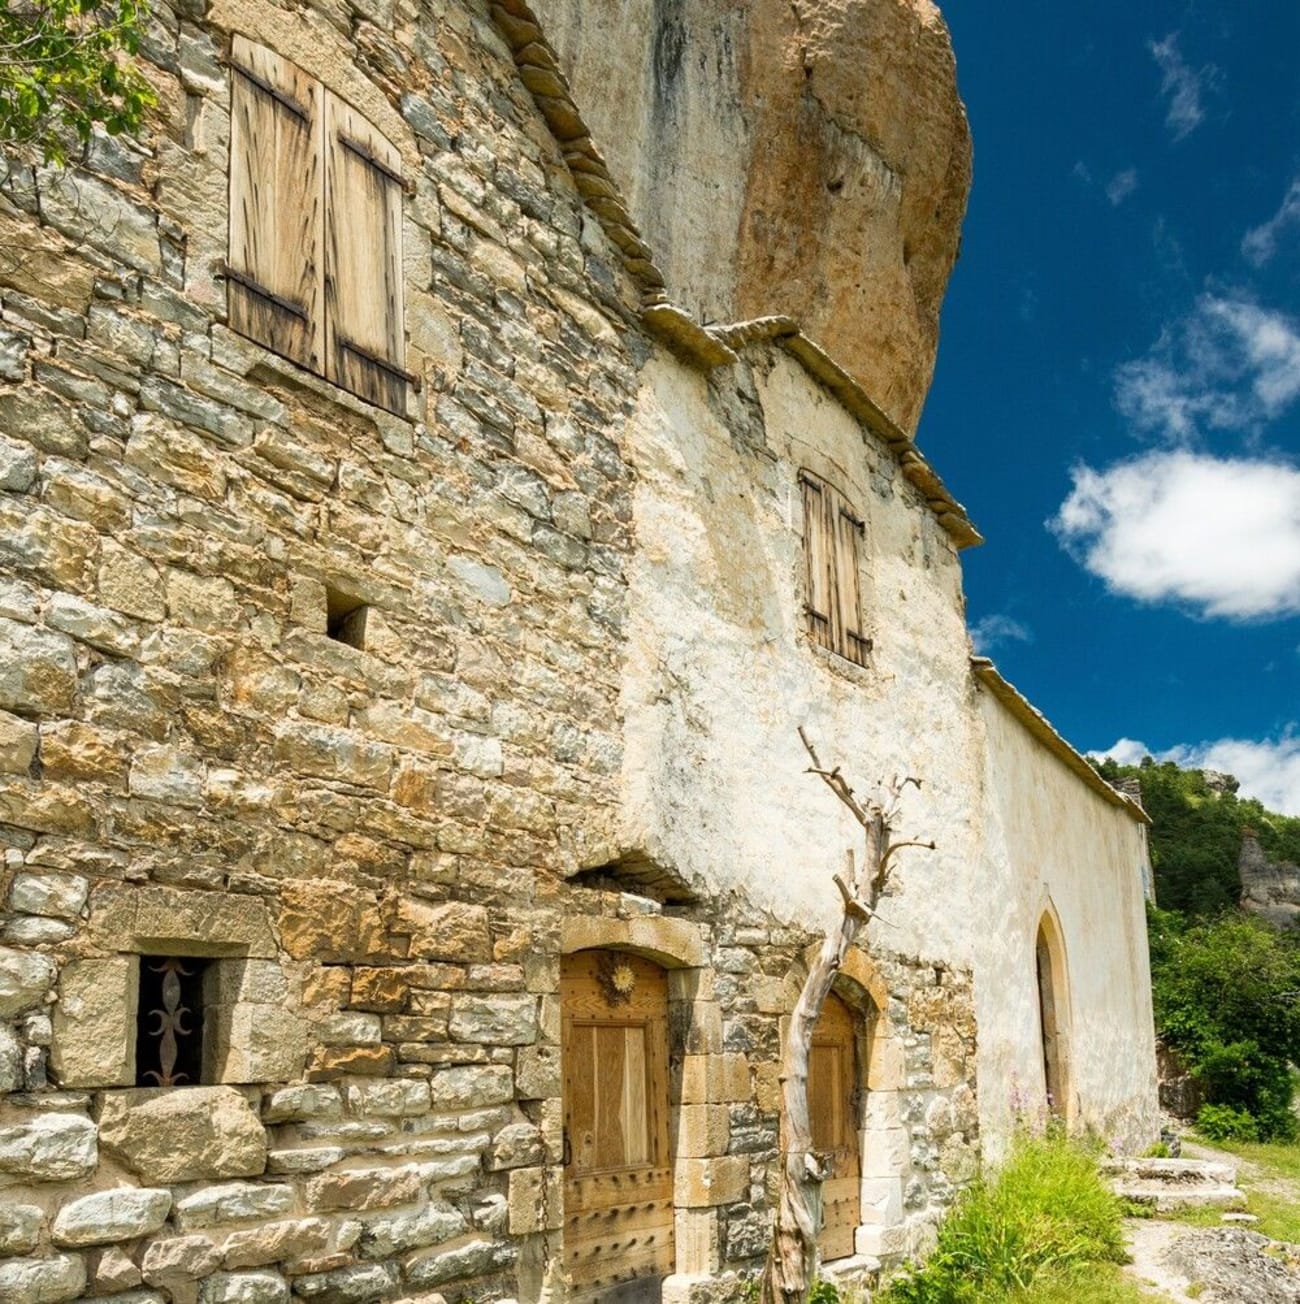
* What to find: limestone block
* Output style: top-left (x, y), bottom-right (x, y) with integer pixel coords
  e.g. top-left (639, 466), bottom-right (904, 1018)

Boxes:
top-left (868, 1036), bottom-right (906, 1090)
top-left (515, 1045), bottom-right (560, 1100)
top-left (317, 1013), bottom-right (382, 1047)
top-left (97, 541), bottom-right (165, 622)
top-left (403, 1239), bottom-right (514, 1287)
top-left (448, 994), bottom-right (536, 1045)
top-left (261, 1085), bottom-right (344, 1125)
top-left (0, 618), bottom-right (77, 714)
top-left (489, 1122), bottom-right (544, 1171)
top-left (931, 1025), bottom-right (968, 1089)
top-left (306, 1163), bottom-right (422, 1213)
top-left (174, 1181), bottom-right (296, 1230)
top-left (0, 1253), bottom-right (86, 1303)
top-left (0, 1202), bottom-right (44, 1255)
top-left (165, 569), bottom-right (240, 633)
top-left (271, 722), bottom-right (393, 791)
top-left (53, 1187), bottom-right (172, 1246)
top-left (36, 721), bottom-right (129, 787)
top-left (358, 1203), bottom-right (466, 1259)
top-left (391, 899), bottom-right (491, 963)
top-left (674, 1155), bottom-right (749, 1208)
top-left (0, 710), bottom-right (37, 774)
top-left (293, 1262), bottom-right (400, 1301)
top-left (863, 1089), bottom-right (903, 1131)
top-left (266, 1147), bottom-right (343, 1175)
top-left (51, 956), bottom-right (138, 1089)
top-left (277, 881), bottom-right (386, 963)
top-left (856, 1222), bottom-right (908, 1258)
top-left (306, 1046), bottom-right (395, 1079)
top-left (429, 1064), bottom-right (513, 1110)
top-left (345, 1079), bottom-right (430, 1117)
top-left (862, 1127), bottom-right (910, 1179)
top-left (348, 967), bottom-right (407, 1013)
top-left (221, 1218), bottom-right (333, 1270)
top-left (682, 1001), bottom-right (724, 1055)
top-left (128, 744), bottom-right (205, 806)
top-left (0, 1024), bottom-right (21, 1091)
top-left (675, 1208), bottom-right (720, 1274)
top-left (89, 1245), bottom-right (142, 1293)
top-left (0, 433), bottom-right (38, 492)
top-left (98, 1087), bottom-right (267, 1182)
top-left (89, 884), bottom-right (276, 957)
top-left (859, 1175), bottom-right (904, 1227)
top-left (140, 1233), bottom-right (222, 1285)
top-left (214, 1002), bottom-right (309, 1084)
top-left (679, 1054), bottom-right (750, 1105)
top-left (939, 1134), bottom-right (978, 1184)
top-left (0, 1112), bottom-right (97, 1181)
top-left (673, 1104), bottom-right (730, 1158)
top-left (11, 872), bottom-right (88, 920)
top-left (200, 1272), bottom-right (290, 1304)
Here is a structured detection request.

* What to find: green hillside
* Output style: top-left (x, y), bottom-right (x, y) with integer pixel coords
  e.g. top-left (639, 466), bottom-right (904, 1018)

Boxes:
top-left (1092, 757), bottom-right (1300, 918)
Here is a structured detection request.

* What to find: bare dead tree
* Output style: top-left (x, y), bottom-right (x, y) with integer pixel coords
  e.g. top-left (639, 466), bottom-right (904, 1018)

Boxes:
top-left (759, 727), bottom-right (935, 1304)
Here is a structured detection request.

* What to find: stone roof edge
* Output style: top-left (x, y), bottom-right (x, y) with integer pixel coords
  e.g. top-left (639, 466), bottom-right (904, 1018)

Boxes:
top-left (487, 0), bottom-right (982, 553)
top-left (971, 657), bottom-right (1151, 825)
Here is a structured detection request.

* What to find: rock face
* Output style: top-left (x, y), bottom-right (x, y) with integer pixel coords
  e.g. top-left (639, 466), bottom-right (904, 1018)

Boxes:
top-left (1162, 1227), bottom-right (1300, 1303)
top-left (532, 0), bottom-right (971, 432)
top-left (1239, 830), bottom-right (1300, 928)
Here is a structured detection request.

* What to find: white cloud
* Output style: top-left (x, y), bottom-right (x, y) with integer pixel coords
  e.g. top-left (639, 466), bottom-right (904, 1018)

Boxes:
top-left (1050, 449), bottom-right (1300, 620)
top-left (1093, 734), bottom-right (1300, 816)
top-left (970, 614), bottom-right (1033, 654)
top-left (1150, 33), bottom-right (1210, 140)
top-left (1243, 177), bottom-right (1300, 267)
top-left (1106, 168), bottom-right (1139, 206)
top-left (1114, 295), bottom-right (1300, 440)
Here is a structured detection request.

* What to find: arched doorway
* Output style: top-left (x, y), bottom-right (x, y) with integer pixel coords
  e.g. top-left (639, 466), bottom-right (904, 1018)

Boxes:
top-left (1035, 914), bottom-right (1070, 1117)
top-left (809, 990), bottom-right (861, 1261)
top-left (561, 949), bottom-right (674, 1301)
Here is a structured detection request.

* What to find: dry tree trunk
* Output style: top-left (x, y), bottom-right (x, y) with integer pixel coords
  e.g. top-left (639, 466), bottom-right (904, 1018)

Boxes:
top-left (759, 728), bottom-right (934, 1304)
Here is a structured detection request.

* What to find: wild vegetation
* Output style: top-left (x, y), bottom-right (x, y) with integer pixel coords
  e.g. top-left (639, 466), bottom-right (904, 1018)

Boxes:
top-left (1092, 758), bottom-right (1300, 917)
top-left (878, 1131), bottom-right (1131, 1304)
top-left (0, 0), bottom-right (155, 163)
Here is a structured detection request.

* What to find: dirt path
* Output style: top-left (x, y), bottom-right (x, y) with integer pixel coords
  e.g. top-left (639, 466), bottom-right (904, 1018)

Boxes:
top-left (1122, 1218), bottom-right (1199, 1302)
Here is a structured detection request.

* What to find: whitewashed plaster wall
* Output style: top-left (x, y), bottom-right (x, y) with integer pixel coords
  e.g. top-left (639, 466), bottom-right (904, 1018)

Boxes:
top-left (974, 691), bottom-right (1160, 1156)
top-left (617, 344), bottom-right (1159, 1154)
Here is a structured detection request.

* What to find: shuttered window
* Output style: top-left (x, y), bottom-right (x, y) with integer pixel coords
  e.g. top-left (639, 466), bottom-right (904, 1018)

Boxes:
top-left (799, 470), bottom-right (871, 666)
top-left (227, 36), bottom-right (409, 414)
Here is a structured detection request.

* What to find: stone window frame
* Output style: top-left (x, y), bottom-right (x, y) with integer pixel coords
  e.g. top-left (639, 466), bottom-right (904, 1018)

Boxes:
top-left (51, 886), bottom-right (306, 1090)
top-left (223, 32), bottom-right (418, 416)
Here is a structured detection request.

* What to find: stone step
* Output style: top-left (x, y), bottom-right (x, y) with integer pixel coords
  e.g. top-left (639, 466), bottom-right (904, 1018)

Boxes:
top-left (1103, 1157), bottom-right (1245, 1212)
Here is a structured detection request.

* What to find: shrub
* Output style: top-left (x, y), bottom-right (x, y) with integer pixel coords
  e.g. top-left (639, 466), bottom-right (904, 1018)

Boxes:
top-left (1195, 1102), bottom-right (1259, 1142)
top-left (880, 1131), bottom-right (1125, 1303)
top-left (1148, 908), bottom-right (1300, 1141)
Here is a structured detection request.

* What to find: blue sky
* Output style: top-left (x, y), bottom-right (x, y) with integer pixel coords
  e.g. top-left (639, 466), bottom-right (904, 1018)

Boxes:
top-left (921, 1), bottom-right (1300, 813)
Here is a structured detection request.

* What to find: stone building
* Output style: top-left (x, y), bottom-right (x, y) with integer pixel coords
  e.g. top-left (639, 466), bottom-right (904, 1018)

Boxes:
top-left (0, 0), bottom-right (1158, 1301)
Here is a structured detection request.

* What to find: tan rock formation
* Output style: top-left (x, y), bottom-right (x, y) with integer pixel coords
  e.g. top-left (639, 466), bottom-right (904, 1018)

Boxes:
top-left (529, 0), bottom-right (971, 432)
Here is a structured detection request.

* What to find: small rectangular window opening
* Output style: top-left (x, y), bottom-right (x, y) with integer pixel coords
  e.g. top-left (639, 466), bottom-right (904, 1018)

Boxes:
top-left (325, 587), bottom-right (368, 649)
top-left (135, 956), bottom-right (210, 1088)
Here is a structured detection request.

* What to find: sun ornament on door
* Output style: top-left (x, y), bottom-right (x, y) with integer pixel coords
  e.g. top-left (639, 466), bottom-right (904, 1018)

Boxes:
top-left (596, 952), bottom-right (639, 1007)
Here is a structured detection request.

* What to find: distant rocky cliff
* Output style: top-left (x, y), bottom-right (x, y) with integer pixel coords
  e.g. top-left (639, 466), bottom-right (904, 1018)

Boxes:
top-left (1239, 829), bottom-right (1300, 928)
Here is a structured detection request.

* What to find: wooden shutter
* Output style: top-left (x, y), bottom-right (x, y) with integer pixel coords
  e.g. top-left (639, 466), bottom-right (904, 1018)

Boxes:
top-left (227, 35), bottom-right (323, 370)
top-left (835, 499), bottom-right (870, 665)
top-left (801, 473), bottom-right (836, 652)
top-left (324, 93), bottom-right (407, 414)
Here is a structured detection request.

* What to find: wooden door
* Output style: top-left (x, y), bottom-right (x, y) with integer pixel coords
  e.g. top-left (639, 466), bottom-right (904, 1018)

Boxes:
top-left (809, 992), bottom-right (861, 1262)
top-left (562, 951), bottom-right (674, 1301)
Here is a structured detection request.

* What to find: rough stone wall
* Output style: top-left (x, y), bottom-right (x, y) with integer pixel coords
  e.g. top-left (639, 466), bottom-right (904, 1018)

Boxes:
top-left (1239, 830), bottom-right (1300, 929)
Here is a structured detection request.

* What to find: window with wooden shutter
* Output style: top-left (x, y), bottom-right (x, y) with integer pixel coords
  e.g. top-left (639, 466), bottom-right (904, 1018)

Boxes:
top-left (227, 38), bottom-right (409, 414)
top-left (799, 470), bottom-right (871, 665)
top-left (228, 35), bottom-right (323, 371)
top-left (323, 93), bottom-right (407, 414)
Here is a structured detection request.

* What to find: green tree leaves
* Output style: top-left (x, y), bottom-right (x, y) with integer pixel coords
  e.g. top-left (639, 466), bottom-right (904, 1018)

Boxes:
top-left (0, 0), bottom-right (156, 163)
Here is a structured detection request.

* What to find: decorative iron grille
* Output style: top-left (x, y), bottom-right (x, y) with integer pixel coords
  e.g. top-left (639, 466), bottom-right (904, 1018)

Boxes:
top-left (135, 956), bottom-right (208, 1087)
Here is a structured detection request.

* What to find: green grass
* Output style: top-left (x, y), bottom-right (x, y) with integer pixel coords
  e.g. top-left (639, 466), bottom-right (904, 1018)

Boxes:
top-left (879, 1132), bottom-right (1128, 1304)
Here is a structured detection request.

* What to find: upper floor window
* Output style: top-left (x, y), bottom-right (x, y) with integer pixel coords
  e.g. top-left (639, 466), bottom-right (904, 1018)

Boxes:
top-left (800, 470), bottom-right (870, 666)
top-left (227, 35), bottom-right (411, 414)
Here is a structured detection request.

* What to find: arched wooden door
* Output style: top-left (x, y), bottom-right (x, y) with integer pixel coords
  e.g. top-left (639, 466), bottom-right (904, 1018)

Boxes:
top-left (809, 991), bottom-right (861, 1261)
top-left (562, 950), bottom-right (674, 1301)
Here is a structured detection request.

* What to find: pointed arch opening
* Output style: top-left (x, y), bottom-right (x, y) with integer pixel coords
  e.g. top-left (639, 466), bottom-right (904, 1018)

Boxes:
top-left (1035, 908), bottom-right (1072, 1120)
